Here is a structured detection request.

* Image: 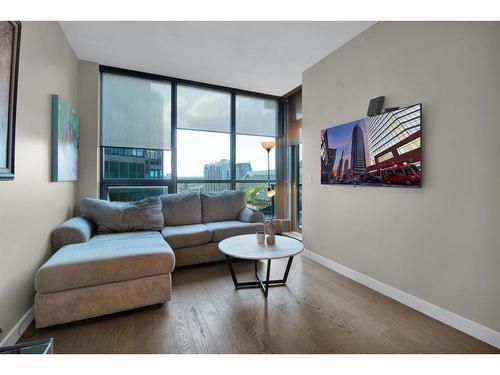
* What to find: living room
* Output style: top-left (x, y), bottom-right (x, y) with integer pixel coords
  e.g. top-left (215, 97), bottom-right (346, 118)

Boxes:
top-left (1, 0), bottom-right (499, 373)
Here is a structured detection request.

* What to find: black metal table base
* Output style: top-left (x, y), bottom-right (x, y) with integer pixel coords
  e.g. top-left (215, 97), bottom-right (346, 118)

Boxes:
top-left (226, 256), bottom-right (294, 298)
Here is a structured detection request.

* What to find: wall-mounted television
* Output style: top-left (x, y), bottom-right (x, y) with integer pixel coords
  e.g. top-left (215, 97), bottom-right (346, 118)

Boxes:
top-left (320, 104), bottom-right (422, 187)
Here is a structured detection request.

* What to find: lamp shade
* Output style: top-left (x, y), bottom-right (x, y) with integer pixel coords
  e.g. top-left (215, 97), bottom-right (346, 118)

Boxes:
top-left (266, 187), bottom-right (276, 198)
top-left (261, 140), bottom-right (275, 151)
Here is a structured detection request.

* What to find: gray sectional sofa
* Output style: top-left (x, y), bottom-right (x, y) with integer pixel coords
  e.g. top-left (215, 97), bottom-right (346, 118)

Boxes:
top-left (160, 191), bottom-right (264, 266)
top-left (34, 190), bottom-right (264, 328)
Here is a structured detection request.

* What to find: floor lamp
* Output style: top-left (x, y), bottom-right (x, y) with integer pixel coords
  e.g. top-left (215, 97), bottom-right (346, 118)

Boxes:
top-left (261, 141), bottom-right (276, 198)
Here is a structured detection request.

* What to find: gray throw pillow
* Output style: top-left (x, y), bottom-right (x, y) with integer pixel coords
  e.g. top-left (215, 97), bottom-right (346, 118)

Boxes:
top-left (80, 197), bottom-right (164, 234)
top-left (201, 190), bottom-right (246, 223)
top-left (159, 192), bottom-right (202, 226)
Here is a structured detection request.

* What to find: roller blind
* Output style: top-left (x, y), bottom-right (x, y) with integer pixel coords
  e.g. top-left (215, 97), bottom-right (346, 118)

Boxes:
top-left (236, 94), bottom-right (278, 137)
top-left (101, 73), bottom-right (171, 150)
top-left (177, 84), bottom-right (231, 133)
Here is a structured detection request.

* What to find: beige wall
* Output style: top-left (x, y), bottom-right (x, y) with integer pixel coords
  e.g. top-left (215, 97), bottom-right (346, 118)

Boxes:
top-left (0, 22), bottom-right (78, 342)
top-left (77, 60), bottom-right (100, 202)
top-left (303, 22), bottom-right (500, 332)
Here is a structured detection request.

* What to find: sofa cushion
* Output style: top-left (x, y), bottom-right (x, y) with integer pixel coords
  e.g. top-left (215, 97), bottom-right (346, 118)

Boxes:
top-left (161, 224), bottom-right (211, 249)
top-left (80, 197), bottom-right (164, 234)
top-left (160, 193), bottom-right (202, 226)
top-left (205, 221), bottom-right (265, 242)
top-left (201, 191), bottom-right (247, 223)
top-left (173, 242), bottom-right (226, 267)
top-left (35, 231), bottom-right (175, 293)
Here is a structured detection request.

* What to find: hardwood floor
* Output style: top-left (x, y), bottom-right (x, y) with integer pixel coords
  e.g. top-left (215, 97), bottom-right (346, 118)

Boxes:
top-left (19, 255), bottom-right (498, 353)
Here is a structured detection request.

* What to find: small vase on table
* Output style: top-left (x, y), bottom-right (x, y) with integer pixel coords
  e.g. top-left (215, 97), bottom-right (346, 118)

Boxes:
top-left (266, 219), bottom-right (275, 246)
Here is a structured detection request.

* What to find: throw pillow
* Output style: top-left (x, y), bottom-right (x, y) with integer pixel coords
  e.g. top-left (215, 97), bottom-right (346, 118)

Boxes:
top-left (80, 197), bottom-right (164, 234)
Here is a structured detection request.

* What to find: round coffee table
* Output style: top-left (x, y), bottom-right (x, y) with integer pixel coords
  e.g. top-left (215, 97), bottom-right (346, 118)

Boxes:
top-left (218, 234), bottom-right (304, 297)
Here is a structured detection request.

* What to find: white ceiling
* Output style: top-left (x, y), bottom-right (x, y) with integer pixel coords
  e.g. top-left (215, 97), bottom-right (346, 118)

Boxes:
top-left (60, 21), bottom-right (375, 96)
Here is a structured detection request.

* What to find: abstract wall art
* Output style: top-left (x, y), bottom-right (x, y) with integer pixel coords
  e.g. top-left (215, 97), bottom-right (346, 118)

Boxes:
top-left (51, 95), bottom-right (80, 181)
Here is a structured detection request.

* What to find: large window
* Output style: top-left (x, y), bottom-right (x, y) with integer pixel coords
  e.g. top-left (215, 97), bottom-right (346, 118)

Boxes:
top-left (177, 84), bottom-right (231, 183)
top-left (101, 72), bottom-right (172, 201)
top-left (235, 95), bottom-right (278, 216)
top-left (100, 67), bottom-right (280, 217)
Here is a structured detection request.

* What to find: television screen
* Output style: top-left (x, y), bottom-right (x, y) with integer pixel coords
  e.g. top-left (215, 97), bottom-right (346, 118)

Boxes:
top-left (321, 104), bottom-right (421, 187)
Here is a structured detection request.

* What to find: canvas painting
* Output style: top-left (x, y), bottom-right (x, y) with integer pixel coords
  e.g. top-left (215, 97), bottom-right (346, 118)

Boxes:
top-left (0, 21), bottom-right (20, 180)
top-left (321, 104), bottom-right (422, 187)
top-left (52, 95), bottom-right (80, 181)
top-left (0, 22), bottom-right (14, 170)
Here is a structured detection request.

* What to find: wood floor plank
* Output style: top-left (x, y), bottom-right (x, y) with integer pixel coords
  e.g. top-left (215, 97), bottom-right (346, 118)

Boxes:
top-left (18, 255), bottom-right (499, 354)
top-left (174, 269), bottom-right (222, 354)
top-left (151, 304), bottom-right (180, 353)
top-left (197, 274), bottom-right (261, 353)
top-left (183, 267), bottom-right (240, 354)
top-left (132, 308), bottom-right (155, 353)
top-left (167, 274), bottom-right (200, 354)
top-left (203, 262), bottom-right (279, 353)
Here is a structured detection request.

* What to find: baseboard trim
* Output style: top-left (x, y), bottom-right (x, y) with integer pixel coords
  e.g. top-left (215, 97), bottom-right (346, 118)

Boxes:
top-left (0, 306), bottom-right (34, 347)
top-left (302, 249), bottom-right (500, 349)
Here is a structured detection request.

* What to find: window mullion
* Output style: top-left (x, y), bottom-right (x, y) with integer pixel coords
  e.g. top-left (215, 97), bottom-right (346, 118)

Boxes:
top-left (171, 82), bottom-right (177, 193)
top-left (230, 92), bottom-right (236, 190)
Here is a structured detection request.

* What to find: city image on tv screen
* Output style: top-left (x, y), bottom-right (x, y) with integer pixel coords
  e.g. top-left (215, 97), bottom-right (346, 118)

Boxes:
top-left (320, 104), bottom-right (422, 187)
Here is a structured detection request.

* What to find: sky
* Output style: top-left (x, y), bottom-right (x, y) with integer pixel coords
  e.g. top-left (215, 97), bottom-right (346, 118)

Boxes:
top-left (176, 130), bottom-right (276, 177)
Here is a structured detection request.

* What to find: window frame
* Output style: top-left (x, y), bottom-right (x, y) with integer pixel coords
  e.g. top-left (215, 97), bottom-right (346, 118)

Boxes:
top-left (99, 65), bottom-right (282, 212)
top-left (284, 86), bottom-right (303, 232)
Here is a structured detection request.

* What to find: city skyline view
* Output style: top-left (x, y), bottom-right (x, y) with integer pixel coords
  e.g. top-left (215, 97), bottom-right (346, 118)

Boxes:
top-left (104, 147), bottom-right (275, 181)
top-left (104, 147), bottom-right (276, 216)
top-left (177, 130), bottom-right (276, 178)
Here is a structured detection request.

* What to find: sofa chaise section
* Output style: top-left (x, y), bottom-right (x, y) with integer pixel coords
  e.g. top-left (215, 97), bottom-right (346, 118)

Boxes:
top-left (35, 223), bottom-right (175, 328)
